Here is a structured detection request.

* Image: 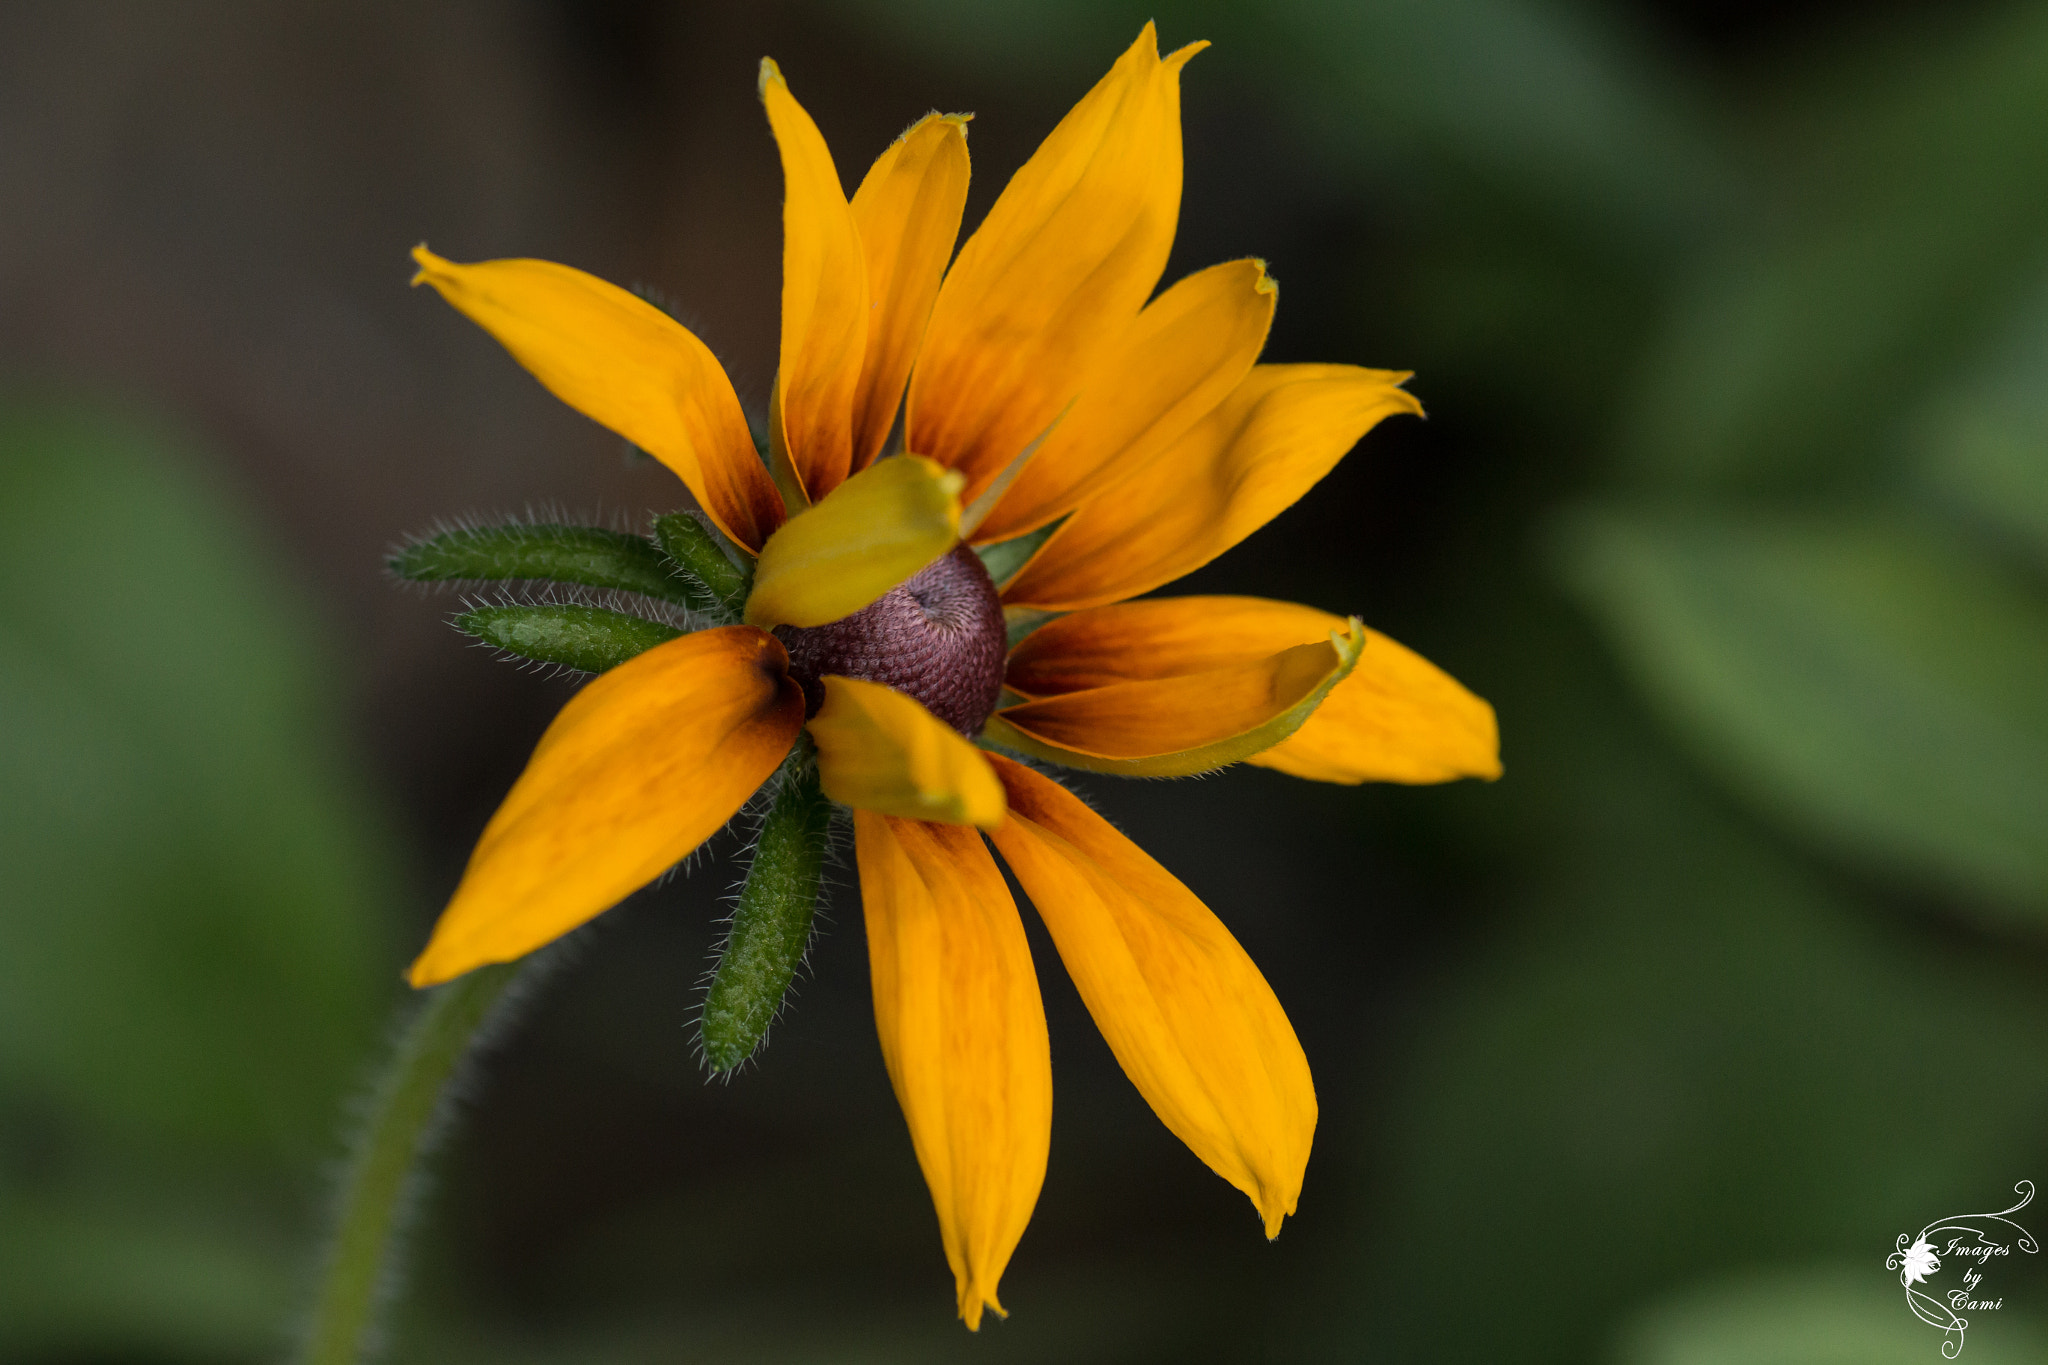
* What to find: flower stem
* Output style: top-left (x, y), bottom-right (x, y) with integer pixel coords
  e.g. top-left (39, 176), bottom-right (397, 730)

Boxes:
top-left (296, 959), bottom-right (525, 1365)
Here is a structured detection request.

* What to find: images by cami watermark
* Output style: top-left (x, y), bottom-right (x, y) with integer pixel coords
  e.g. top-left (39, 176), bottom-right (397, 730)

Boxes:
top-left (1889, 1181), bottom-right (2039, 1358)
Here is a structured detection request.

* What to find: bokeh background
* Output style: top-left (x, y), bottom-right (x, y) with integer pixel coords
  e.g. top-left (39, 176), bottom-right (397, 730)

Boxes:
top-left (7, 1), bottom-right (2048, 1361)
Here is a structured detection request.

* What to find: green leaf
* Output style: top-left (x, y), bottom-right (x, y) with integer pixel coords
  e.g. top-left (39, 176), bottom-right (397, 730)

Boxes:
top-left (1619, 4), bottom-right (2048, 491)
top-left (390, 523), bottom-right (697, 605)
top-left (698, 745), bottom-right (832, 1073)
top-left (0, 1181), bottom-right (296, 1361)
top-left (1314, 744), bottom-right (2048, 1363)
top-left (651, 511), bottom-right (752, 621)
top-left (1555, 505), bottom-right (2048, 923)
top-left (1614, 1266), bottom-right (2048, 1365)
top-left (1917, 270), bottom-right (2048, 566)
top-left (455, 604), bottom-right (682, 674)
top-left (0, 398), bottom-right (389, 1152)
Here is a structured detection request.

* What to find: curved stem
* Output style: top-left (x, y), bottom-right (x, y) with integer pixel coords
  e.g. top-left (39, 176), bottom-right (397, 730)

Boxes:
top-left (296, 960), bottom-right (524, 1365)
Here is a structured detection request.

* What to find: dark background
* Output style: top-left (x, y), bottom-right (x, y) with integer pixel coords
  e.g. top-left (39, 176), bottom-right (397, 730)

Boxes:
top-left (6, 1), bottom-right (2048, 1361)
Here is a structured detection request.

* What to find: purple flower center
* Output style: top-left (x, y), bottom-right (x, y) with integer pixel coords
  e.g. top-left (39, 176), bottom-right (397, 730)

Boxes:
top-left (773, 543), bottom-right (1006, 736)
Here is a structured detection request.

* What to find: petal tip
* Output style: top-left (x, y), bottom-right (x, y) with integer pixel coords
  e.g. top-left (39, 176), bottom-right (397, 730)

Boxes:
top-left (409, 242), bottom-right (446, 287)
top-left (406, 949), bottom-right (454, 990)
top-left (1258, 1185), bottom-right (1299, 1241)
top-left (757, 55), bottom-right (784, 97)
top-left (958, 1285), bottom-right (1008, 1332)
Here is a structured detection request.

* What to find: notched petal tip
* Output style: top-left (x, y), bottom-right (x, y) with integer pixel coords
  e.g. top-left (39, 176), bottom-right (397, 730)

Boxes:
top-left (408, 242), bottom-right (440, 285)
top-left (959, 1286), bottom-right (1008, 1332)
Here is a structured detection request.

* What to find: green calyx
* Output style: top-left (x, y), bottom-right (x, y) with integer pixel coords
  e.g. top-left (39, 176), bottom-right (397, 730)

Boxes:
top-left (391, 514), bottom-right (755, 623)
top-left (651, 512), bottom-right (753, 620)
top-left (456, 603), bottom-right (681, 674)
top-left (390, 522), bottom-right (700, 605)
top-left (699, 741), bottom-right (834, 1074)
top-left (395, 508), bottom-right (834, 1076)
top-left (973, 515), bottom-right (1064, 589)
top-left (393, 511), bottom-right (762, 674)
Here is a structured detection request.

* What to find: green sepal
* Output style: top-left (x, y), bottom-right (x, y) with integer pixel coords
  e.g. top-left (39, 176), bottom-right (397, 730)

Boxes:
top-left (973, 515), bottom-right (1065, 588)
top-left (652, 512), bottom-right (753, 621)
top-left (454, 604), bottom-right (681, 674)
top-left (390, 524), bottom-right (696, 605)
top-left (1004, 606), bottom-right (1062, 650)
top-left (699, 742), bottom-right (832, 1073)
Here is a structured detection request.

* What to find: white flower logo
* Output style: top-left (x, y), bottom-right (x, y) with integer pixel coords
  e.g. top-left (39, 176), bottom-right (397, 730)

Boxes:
top-left (1899, 1237), bottom-right (1941, 1286)
top-left (1888, 1181), bottom-right (2037, 1358)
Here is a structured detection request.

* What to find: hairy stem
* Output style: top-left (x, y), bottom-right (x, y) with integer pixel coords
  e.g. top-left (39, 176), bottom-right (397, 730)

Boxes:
top-left (295, 960), bottom-right (526, 1365)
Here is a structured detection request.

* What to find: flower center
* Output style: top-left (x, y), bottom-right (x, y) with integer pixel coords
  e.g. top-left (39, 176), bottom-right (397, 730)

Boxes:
top-left (773, 543), bottom-right (1007, 736)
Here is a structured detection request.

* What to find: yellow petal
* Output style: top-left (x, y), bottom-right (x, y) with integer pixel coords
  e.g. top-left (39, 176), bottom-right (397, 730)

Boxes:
top-left (743, 454), bottom-right (964, 628)
top-left (856, 811), bottom-right (1051, 1330)
top-left (408, 627), bottom-right (803, 986)
top-left (811, 676), bottom-right (1006, 827)
top-left (761, 60), bottom-right (869, 502)
top-left (907, 24), bottom-right (1205, 505)
top-left (1004, 596), bottom-right (1502, 783)
top-left (1001, 364), bottom-right (1420, 610)
top-left (410, 247), bottom-right (784, 553)
top-left (850, 114), bottom-right (972, 474)
top-left (972, 259), bottom-right (1275, 544)
top-left (983, 619), bottom-right (1365, 777)
top-left (985, 754), bottom-right (1313, 1239)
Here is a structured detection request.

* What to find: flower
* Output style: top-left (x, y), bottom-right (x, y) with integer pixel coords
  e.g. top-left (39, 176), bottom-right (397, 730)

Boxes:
top-left (1901, 1237), bottom-right (1941, 1285)
top-left (403, 25), bottom-right (1500, 1329)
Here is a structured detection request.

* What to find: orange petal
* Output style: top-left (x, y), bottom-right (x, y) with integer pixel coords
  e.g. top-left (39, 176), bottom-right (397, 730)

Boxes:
top-left (1001, 364), bottom-right (1420, 610)
top-left (972, 259), bottom-right (1274, 544)
top-left (761, 60), bottom-right (869, 501)
top-left (984, 619), bottom-right (1364, 777)
top-left (907, 24), bottom-right (1204, 505)
top-left (408, 627), bottom-right (803, 986)
top-left (410, 247), bottom-right (783, 553)
top-left (856, 811), bottom-right (1051, 1330)
top-left (810, 676), bottom-right (1006, 827)
top-left (985, 755), bottom-right (1314, 1238)
top-left (850, 114), bottom-right (972, 473)
top-left (1005, 596), bottom-right (1502, 784)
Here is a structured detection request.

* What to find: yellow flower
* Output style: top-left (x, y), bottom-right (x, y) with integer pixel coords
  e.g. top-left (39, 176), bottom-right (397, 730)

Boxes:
top-left (404, 25), bottom-right (1500, 1330)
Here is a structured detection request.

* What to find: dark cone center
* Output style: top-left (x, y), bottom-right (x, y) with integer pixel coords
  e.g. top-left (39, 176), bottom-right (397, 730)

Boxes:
top-left (773, 543), bottom-right (1007, 736)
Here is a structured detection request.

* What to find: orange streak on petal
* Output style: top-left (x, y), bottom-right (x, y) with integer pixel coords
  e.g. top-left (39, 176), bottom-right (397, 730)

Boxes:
top-left (856, 812), bottom-right (1051, 1330)
top-left (973, 258), bottom-right (1274, 544)
top-left (409, 247), bottom-right (783, 552)
top-left (408, 628), bottom-right (803, 986)
top-left (986, 755), bottom-right (1314, 1239)
top-left (762, 60), bottom-right (869, 500)
top-left (1000, 364), bottom-right (1420, 611)
top-left (907, 24), bottom-right (1202, 504)
top-left (849, 114), bottom-right (972, 472)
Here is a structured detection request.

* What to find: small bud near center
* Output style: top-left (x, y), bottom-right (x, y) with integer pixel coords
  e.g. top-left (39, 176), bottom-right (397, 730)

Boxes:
top-left (773, 543), bottom-right (1007, 735)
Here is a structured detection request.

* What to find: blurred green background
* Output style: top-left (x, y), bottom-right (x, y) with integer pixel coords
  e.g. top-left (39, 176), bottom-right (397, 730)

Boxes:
top-left (6, 0), bottom-right (2048, 1361)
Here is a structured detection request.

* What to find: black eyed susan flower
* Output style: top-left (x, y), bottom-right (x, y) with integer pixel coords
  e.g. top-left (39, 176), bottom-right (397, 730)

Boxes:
top-left (401, 25), bottom-right (1500, 1329)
